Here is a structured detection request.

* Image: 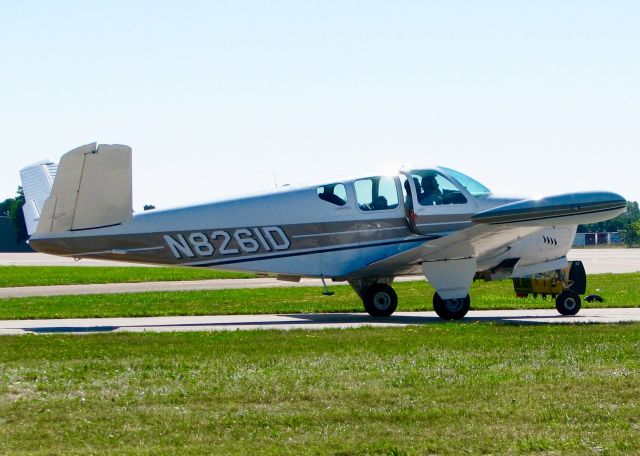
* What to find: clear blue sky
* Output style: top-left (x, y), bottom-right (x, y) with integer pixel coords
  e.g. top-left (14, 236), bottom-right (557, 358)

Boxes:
top-left (2, 1), bottom-right (639, 209)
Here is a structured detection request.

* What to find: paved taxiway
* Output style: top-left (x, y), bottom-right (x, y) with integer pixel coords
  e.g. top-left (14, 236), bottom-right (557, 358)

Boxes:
top-left (567, 248), bottom-right (640, 274)
top-left (2, 308), bottom-right (640, 335)
top-left (1, 249), bottom-right (638, 299)
top-left (0, 276), bottom-right (419, 298)
top-left (0, 252), bottom-right (147, 266)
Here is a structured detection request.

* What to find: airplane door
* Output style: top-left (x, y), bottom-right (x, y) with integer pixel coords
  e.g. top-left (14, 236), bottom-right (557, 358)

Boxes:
top-left (353, 175), bottom-right (410, 258)
top-left (400, 170), bottom-right (477, 236)
top-left (313, 182), bottom-right (363, 277)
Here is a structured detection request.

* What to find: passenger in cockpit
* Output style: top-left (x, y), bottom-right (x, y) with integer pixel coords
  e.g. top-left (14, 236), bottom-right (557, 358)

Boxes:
top-left (371, 196), bottom-right (388, 210)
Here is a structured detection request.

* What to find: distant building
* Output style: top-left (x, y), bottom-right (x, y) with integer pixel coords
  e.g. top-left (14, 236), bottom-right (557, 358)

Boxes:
top-left (0, 216), bottom-right (32, 252)
top-left (573, 232), bottom-right (622, 247)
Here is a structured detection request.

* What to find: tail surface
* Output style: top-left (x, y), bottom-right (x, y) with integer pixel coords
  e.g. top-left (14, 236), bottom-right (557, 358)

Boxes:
top-left (19, 160), bottom-right (58, 235)
top-left (20, 142), bottom-right (133, 237)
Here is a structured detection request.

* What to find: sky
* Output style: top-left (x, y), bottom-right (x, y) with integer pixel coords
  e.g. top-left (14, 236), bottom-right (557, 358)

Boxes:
top-left (1, 1), bottom-right (639, 210)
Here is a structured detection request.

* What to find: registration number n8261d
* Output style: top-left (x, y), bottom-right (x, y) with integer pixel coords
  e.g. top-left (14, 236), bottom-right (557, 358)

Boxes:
top-left (163, 226), bottom-right (291, 259)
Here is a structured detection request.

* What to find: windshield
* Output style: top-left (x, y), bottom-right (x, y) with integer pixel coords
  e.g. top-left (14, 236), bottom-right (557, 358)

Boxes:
top-left (440, 167), bottom-right (492, 198)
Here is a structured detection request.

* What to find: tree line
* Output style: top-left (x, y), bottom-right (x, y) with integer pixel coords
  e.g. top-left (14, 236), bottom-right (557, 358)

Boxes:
top-left (577, 201), bottom-right (640, 246)
top-left (0, 187), bottom-right (28, 244)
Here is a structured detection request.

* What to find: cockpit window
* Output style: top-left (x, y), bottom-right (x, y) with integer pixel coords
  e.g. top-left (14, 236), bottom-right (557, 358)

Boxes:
top-left (317, 183), bottom-right (347, 206)
top-left (440, 167), bottom-right (492, 198)
top-left (354, 176), bottom-right (399, 211)
top-left (409, 170), bottom-right (468, 206)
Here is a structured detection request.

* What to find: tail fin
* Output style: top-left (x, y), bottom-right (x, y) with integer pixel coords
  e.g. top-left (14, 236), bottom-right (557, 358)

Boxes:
top-left (22, 142), bottom-right (133, 236)
top-left (19, 160), bottom-right (58, 236)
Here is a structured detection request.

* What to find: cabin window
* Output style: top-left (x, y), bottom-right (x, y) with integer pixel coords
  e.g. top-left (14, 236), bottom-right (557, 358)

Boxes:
top-left (410, 171), bottom-right (467, 206)
top-left (317, 183), bottom-right (347, 206)
top-left (354, 176), bottom-right (399, 211)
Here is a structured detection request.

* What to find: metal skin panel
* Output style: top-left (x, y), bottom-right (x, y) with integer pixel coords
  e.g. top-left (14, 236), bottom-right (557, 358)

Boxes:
top-left (36, 143), bottom-right (96, 234)
top-left (29, 217), bottom-right (429, 278)
top-left (72, 144), bottom-right (132, 230)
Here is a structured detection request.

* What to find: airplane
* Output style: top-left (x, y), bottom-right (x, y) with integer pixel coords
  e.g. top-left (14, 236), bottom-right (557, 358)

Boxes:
top-left (19, 142), bottom-right (627, 320)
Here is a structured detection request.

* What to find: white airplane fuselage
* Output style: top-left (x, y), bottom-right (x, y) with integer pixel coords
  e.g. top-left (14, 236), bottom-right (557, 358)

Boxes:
top-left (22, 144), bottom-right (627, 320)
top-left (27, 173), bottom-right (584, 279)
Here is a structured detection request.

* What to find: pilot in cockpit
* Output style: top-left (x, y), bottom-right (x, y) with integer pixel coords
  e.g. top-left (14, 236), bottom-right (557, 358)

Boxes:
top-left (419, 175), bottom-right (442, 205)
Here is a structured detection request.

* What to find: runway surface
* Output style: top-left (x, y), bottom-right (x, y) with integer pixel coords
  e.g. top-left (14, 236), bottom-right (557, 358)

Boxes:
top-left (2, 308), bottom-right (639, 335)
top-left (0, 276), bottom-right (425, 298)
top-left (567, 248), bottom-right (640, 274)
top-left (0, 252), bottom-right (148, 267)
top-left (0, 277), bottom-right (331, 298)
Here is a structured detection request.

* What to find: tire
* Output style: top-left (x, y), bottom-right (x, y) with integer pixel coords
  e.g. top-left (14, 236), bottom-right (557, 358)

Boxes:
top-left (555, 291), bottom-right (581, 316)
top-left (433, 293), bottom-right (470, 320)
top-left (363, 284), bottom-right (398, 317)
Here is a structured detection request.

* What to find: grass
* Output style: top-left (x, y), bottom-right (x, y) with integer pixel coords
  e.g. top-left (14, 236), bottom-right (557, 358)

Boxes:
top-left (0, 273), bottom-right (639, 320)
top-left (0, 265), bottom-right (254, 287)
top-left (1, 325), bottom-right (639, 454)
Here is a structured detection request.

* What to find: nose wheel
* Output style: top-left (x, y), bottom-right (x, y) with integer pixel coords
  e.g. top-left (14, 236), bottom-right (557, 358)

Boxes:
top-left (555, 291), bottom-right (581, 315)
top-left (433, 293), bottom-right (471, 320)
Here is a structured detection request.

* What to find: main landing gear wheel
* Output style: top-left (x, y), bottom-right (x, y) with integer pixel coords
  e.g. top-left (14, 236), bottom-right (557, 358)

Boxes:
top-left (433, 293), bottom-right (470, 320)
top-left (555, 291), bottom-right (581, 316)
top-left (363, 284), bottom-right (398, 317)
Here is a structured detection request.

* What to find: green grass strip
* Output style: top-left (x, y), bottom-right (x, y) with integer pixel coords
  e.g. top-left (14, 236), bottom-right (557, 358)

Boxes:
top-left (1, 325), bottom-right (639, 454)
top-left (0, 273), bottom-right (638, 320)
top-left (0, 265), bottom-right (254, 287)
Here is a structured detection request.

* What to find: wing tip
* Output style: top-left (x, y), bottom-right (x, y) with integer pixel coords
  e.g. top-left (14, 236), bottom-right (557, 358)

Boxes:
top-left (472, 192), bottom-right (626, 225)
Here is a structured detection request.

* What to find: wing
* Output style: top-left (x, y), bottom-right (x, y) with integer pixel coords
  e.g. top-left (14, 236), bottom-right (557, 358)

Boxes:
top-left (348, 223), bottom-right (542, 278)
top-left (347, 191), bottom-right (626, 278)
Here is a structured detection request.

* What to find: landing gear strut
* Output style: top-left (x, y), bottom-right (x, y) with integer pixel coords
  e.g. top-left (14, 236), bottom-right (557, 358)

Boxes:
top-left (433, 293), bottom-right (470, 320)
